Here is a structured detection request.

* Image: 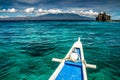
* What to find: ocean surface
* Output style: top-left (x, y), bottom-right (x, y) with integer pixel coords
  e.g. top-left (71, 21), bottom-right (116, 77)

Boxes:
top-left (0, 21), bottom-right (120, 80)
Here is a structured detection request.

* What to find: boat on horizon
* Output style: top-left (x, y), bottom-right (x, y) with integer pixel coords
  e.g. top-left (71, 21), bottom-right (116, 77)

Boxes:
top-left (49, 37), bottom-right (97, 80)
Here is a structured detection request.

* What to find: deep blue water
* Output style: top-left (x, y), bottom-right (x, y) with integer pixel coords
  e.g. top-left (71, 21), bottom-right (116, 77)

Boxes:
top-left (0, 21), bottom-right (120, 80)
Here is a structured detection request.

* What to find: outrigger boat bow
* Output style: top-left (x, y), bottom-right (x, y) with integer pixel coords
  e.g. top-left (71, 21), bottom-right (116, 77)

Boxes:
top-left (49, 37), bottom-right (96, 80)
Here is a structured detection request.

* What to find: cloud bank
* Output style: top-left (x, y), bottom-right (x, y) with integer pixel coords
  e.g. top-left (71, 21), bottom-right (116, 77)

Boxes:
top-left (0, 8), bottom-right (16, 12)
top-left (35, 8), bottom-right (98, 17)
top-left (0, 8), bottom-right (98, 18)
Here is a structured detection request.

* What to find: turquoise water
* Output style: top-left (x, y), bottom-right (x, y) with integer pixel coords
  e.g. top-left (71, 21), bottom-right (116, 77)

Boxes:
top-left (0, 21), bottom-right (120, 80)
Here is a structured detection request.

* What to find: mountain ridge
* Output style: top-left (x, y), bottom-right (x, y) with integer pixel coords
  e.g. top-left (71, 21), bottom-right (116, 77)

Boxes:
top-left (0, 13), bottom-right (95, 21)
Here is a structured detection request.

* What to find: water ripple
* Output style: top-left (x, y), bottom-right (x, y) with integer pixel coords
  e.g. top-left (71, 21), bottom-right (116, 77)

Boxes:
top-left (0, 21), bottom-right (120, 80)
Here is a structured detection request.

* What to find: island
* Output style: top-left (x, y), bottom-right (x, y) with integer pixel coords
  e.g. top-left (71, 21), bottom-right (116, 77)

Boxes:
top-left (0, 13), bottom-right (94, 21)
top-left (96, 12), bottom-right (111, 21)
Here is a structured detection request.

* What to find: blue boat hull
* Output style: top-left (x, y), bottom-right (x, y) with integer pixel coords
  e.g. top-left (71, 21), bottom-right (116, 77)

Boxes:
top-left (56, 61), bottom-right (83, 80)
top-left (49, 38), bottom-right (89, 80)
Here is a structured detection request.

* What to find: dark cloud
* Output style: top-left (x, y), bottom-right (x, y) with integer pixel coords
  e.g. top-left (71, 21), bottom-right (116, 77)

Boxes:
top-left (0, 0), bottom-right (119, 9)
top-left (0, 0), bottom-right (14, 8)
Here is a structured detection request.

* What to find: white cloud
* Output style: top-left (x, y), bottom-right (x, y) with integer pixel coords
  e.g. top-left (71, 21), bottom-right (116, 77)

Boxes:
top-left (69, 9), bottom-right (98, 17)
top-left (24, 7), bottom-right (35, 13)
top-left (7, 8), bottom-right (16, 12)
top-left (37, 8), bottom-right (43, 13)
top-left (0, 15), bottom-right (9, 18)
top-left (0, 8), bottom-right (16, 12)
top-left (0, 9), bottom-right (6, 12)
top-left (47, 9), bottom-right (62, 14)
top-left (36, 8), bottom-right (47, 15)
top-left (36, 9), bottom-right (62, 16)
top-left (84, 10), bottom-right (98, 16)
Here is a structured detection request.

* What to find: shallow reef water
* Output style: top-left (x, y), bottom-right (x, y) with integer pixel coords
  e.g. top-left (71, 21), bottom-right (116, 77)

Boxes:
top-left (0, 21), bottom-right (120, 80)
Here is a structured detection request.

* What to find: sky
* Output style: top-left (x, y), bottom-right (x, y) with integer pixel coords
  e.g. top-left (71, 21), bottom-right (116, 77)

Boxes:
top-left (0, 0), bottom-right (120, 19)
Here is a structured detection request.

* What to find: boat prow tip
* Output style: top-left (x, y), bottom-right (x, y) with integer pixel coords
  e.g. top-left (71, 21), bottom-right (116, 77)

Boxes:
top-left (78, 37), bottom-right (81, 42)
